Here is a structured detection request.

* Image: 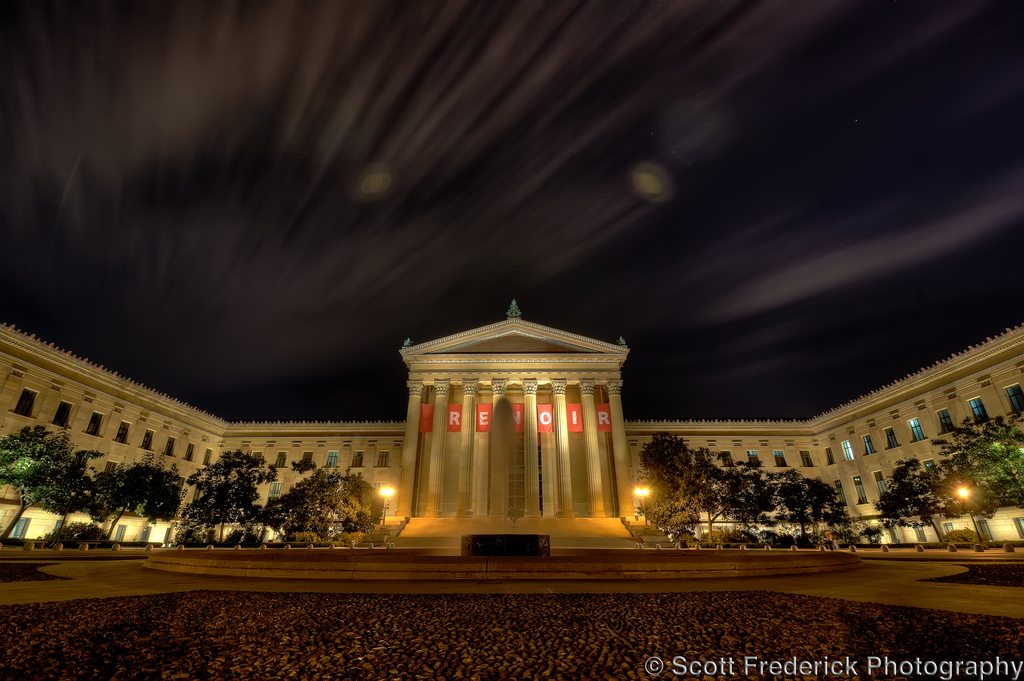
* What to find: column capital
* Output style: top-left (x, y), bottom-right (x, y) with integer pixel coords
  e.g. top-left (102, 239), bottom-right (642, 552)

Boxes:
top-left (407, 381), bottom-right (424, 396)
top-left (462, 380), bottom-right (478, 395)
top-left (580, 379), bottom-right (596, 395)
top-left (490, 379), bottom-right (507, 397)
top-left (433, 380), bottom-right (451, 397)
top-left (551, 379), bottom-right (567, 395)
top-left (607, 380), bottom-right (623, 395)
top-left (523, 379), bottom-right (538, 395)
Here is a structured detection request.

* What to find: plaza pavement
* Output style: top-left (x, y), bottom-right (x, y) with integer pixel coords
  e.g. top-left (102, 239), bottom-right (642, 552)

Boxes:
top-left (0, 547), bottom-right (1021, 617)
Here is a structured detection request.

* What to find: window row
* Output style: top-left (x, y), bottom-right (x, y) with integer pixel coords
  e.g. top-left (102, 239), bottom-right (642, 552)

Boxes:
top-left (271, 450), bottom-right (391, 469)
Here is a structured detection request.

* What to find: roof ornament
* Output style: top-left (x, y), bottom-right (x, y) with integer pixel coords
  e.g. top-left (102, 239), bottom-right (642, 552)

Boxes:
top-left (617, 336), bottom-right (627, 346)
top-left (401, 337), bottom-right (412, 348)
top-left (506, 299), bottom-right (522, 319)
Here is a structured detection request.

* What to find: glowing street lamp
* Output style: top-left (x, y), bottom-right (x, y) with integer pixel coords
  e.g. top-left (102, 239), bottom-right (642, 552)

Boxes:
top-left (955, 484), bottom-right (983, 543)
top-left (379, 486), bottom-right (395, 528)
top-left (633, 486), bottom-right (651, 525)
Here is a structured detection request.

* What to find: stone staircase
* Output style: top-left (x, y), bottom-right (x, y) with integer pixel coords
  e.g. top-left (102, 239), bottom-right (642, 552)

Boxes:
top-left (389, 517), bottom-right (636, 552)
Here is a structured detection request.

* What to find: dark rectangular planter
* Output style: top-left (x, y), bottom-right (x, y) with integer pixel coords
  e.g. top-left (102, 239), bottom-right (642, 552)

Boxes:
top-left (461, 534), bottom-right (551, 557)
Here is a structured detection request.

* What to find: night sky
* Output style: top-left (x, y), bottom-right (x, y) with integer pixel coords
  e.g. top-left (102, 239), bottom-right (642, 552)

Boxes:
top-left (2, 2), bottom-right (1023, 423)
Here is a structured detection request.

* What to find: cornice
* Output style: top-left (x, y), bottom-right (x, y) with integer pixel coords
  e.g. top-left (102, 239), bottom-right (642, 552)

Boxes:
top-left (400, 317), bottom-right (628, 358)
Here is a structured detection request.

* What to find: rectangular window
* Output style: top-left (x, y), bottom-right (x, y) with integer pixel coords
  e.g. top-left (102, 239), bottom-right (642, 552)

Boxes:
top-left (114, 421), bottom-right (130, 444)
top-left (114, 525), bottom-right (126, 542)
top-left (11, 518), bottom-right (30, 539)
top-left (203, 449), bottom-right (212, 465)
top-left (52, 401), bottom-right (72, 427)
top-left (943, 522), bottom-right (954, 534)
top-left (275, 452), bottom-right (287, 468)
top-left (301, 451), bottom-right (313, 463)
top-left (977, 519), bottom-right (993, 541)
top-left (884, 427), bottom-right (899, 449)
top-left (799, 451), bottom-right (813, 467)
top-left (183, 443), bottom-right (194, 462)
top-left (163, 437), bottom-right (175, 456)
top-left (834, 480), bottom-right (847, 505)
top-left (269, 482), bottom-right (283, 499)
top-left (914, 526), bottom-right (927, 543)
top-left (873, 470), bottom-right (887, 495)
top-left (326, 451), bottom-right (339, 468)
top-left (1007, 385), bottom-right (1024, 416)
top-left (968, 397), bottom-right (988, 422)
top-left (718, 451), bottom-right (734, 467)
top-left (852, 475), bottom-right (868, 504)
top-left (886, 527), bottom-right (898, 544)
top-left (85, 412), bottom-right (103, 436)
top-left (351, 451), bottom-right (365, 468)
top-left (862, 434), bottom-right (875, 455)
top-left (103, 461), bottom-right (118, 474)
top-left (13, 389), bottom-right (36, 417)
top-left (937, 409), bottom-right (954, 434)
top-left (1015, 518), bottom-right (1024, 539)
top-left (141, 429), bottom-right (154, 450)
top-left (923, 459), bottom-right (935, 471)
top-left (771, 450), bottom-right (787, 467)
top-left (376, 450), bottom-right (390, 467)
top-left (825, 447), bottom-right (835, 465)
top-left (908, 418), bottom-right (925, 442)
top-left (841, 440), bottom-right (855, 461)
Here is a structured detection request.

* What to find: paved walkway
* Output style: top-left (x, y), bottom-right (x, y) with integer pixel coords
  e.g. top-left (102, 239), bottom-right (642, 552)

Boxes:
top-left (0, 550), bottom-right (1021, 617)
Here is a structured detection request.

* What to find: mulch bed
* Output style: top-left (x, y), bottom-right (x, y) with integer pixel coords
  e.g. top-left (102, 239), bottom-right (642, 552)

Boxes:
top-left (0, 591), bottom-right (1021, 679)
top-left (925, 563), bottom-right (1024, 587)
top-left (0, 563), bottom-right (66, 583)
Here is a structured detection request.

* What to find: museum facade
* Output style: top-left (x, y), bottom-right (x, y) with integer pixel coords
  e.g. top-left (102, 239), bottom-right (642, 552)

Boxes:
top-left (3, 308), bottom-right (1024, 545)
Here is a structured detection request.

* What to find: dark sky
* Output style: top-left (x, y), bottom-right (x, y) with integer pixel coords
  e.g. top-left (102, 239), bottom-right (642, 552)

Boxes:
top-left (2, 2), bottom-right (1023, 423)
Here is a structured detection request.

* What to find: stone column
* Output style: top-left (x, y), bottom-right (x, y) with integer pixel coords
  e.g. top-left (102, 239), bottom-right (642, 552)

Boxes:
top-left (489, 380), bottom-right (508, 517)
top-left (607, 380), bottom-right (633, 517)
top-left (456, 380), bottom-right (477, 517)
top-left (552, 380), bottom-right (574, 518)
top-left (396, 381), bottom-right (423, 518)
top-left (580, 379), bottom-right (605, 516)
top-left (522, 380), bottom-right (541, 517)
top-left (423, 380), bottom-right (450, 517)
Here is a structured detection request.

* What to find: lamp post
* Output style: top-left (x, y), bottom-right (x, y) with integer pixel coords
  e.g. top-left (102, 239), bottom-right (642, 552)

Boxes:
top-left (956, 485), bottom-right (983, 543)
top-left (379, 486), bottom-right (395, 529)
top-left (633, 486), bottom-right (650, 526)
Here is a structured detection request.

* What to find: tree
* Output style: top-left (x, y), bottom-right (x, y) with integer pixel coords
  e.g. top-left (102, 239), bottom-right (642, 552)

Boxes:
top-left (182, 450), bottom-right (276, 542)
top-left (263, 469), bottom-right (379, 540)
top-left (90, 453), bottom-right (184, 539)
top-left (935, 415), bottom-right (1024, 509)
top-left (0, 426), bottom-right (99, 541)
top-left (773, 470), bottom-right (848, 543)
top-left (875, 458), bottom-right (947, 539)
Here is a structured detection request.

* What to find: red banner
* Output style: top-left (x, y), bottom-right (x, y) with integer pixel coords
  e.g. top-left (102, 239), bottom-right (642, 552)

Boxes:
top-left (566, 403), bottom-right (583, 432)
top-left (511, 403), bottom-right (524, 432)
top-left (476, 404), bottom-right (492, 432)
top-left (447, 404), bottom-right (462, 432)
top-left (537, 404), bottom-right (553, 433)
top-left (596, 403), bottom-right (612, 432)
top-left (419, 404), bottom-right (434, 432)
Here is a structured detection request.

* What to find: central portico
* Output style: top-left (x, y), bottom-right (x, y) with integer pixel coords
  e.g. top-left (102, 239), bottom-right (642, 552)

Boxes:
top-left (394, 304), bottom-right (634, 523)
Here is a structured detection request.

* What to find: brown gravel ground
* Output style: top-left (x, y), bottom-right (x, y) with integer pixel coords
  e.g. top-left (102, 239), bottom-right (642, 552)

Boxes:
top-left (924, 563), bottom-right (1024, 587)
top-left (0, 591), bottom-right (1021, 680)
top-left (0, 563), bottom-right (65, 583)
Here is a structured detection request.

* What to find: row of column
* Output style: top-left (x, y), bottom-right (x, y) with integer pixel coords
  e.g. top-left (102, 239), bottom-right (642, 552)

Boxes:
top-left (395, 378), bottom-right (632, 519)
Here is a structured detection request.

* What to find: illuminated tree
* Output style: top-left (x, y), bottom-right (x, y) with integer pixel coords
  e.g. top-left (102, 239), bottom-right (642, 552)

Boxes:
top-left (935, 415), bottom-right (1024, 509)
top-left (263, 469), bottom-right (379, 540)
top-left (182, 450), bottom-right (277, 542)
top-left (90, 453), bottom-right (184, 539)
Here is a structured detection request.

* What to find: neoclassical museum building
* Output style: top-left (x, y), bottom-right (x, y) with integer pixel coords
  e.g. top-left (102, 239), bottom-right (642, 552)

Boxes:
top-left (3, 306), bottom-right (1024, 545)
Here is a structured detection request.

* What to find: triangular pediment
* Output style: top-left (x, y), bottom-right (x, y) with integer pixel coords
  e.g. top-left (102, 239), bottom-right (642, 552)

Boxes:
top-left (401, 318), bottom-right (627, 358)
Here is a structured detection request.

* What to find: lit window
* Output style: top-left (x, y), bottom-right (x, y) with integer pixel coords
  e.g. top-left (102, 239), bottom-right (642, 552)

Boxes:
top-left (937, 409), bottom-right (954, 434)
top-left (104, 461), bottom-right (118, 474)
top-left (352, 451), bottom-right (365, 468)
top-left (1015, 518), bottom-right (1024, 539)
top-left (376, 450), bottom-right (390, 467)
top-left (873, 470), bottom-right (887, 495)
top-left (85, 412), bottom-right (103, 436)
top-left (834, 480), bottom-right (847, 505)
top-left (923, 459), bottom-right (935, 470)
top-left (718, 452), bottom-right (734, 467)
top-left (908, 418), bottom-right (925, 442)
top-left (269, 482), bottom-right (283, 499)
top-left (977, 519), bottom-right (993, 541)
top-left (884, 427), bottom-right (899, 449)
top-left (825, 447), bottom-right (835, 465)
top-left (13, 389), bottom-right (36, 417)
top-left (772, 450), bottom-right (787, 467)
top-left (52, 401), bottom-right (72, 427)
top-left (799, 451), bottom-right (813, 467)
top-left (1006, 385), bottom-right (1024, 416)
top-left (841, 440), bottom-right (855, 461)
top-left (275, 452), bottom-right (287, 468)
top-left (852, 475), bottom-right (868, 504)
top-left (140, 429), bottom-right (154, 451)
top-left (862, 434), bottom-right (875, 455)
top-left (326, 451), bottom-right (339, 468)
top-left (968, 397), bottom-right (988, 422)
top-left (163, 437), bottom-right (176, 457)
top-left (114, 422), bottom-right (130, 444)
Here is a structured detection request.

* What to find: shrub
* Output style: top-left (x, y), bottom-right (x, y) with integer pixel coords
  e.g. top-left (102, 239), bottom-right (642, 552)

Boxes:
top-left (671, 532), bottom-right (699, 548)
top-left (290, 531), bottom-right (321, 544)
top-left (172, 518), bottom-right (213, 546)
top-left (861, 526), bottom-right (884, 545)
top-left (941, 528), bottom-right (979, 544)
top-left (45, 522), bottom-right (105, 542)
top-left (759, 530), bottom-right (796, 547)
